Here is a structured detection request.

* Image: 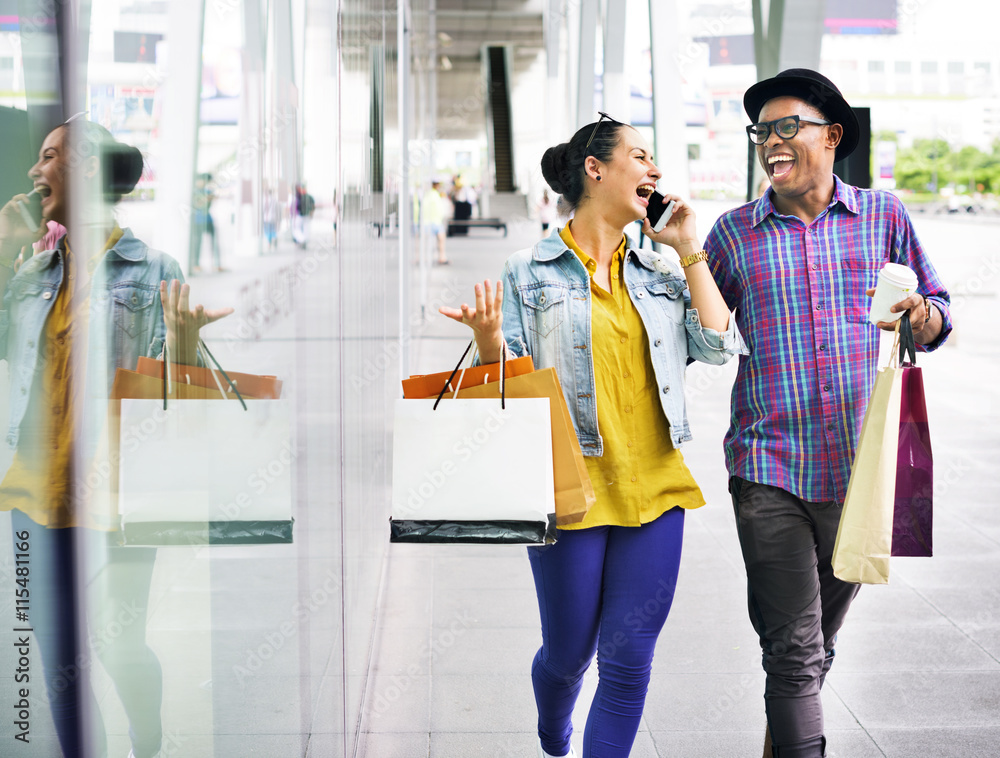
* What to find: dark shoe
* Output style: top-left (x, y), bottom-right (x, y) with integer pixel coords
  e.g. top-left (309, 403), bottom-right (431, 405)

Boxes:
top-left (771, 735), bottom-right (826, 757)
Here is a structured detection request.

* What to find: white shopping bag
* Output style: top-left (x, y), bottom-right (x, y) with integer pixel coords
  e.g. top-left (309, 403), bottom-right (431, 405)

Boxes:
top-left (391, 397), bottom-right (554, 544)
top-left (117, 399), bottom-right (294, 546)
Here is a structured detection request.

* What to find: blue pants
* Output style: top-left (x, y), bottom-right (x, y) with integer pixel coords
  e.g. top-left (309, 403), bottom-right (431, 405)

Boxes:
top-left (528, 507), bottom-right (685, 757)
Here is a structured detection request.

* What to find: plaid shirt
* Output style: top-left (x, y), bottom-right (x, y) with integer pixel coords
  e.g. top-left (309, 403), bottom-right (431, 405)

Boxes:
top-left (705, 177), bottom-right (952, 502)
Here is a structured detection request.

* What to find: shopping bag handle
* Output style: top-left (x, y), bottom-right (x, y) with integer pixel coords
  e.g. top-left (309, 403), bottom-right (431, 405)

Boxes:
top-left (432, 339), bottom-right (508, 411)
top-left (160, 339), bottom-right (248, 411)
top-left (898, 310), bottom-right (917, 366)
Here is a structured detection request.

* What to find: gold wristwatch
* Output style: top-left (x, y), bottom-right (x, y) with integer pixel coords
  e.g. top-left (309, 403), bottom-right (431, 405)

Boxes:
top-left (678, 250), bottom-right (708, 268)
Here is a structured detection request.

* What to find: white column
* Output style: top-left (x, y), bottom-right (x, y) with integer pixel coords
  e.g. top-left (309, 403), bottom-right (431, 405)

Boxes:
top-left (544, 0), bottom-right (565, 146)
top-left (603, 0), bottom-right (627, 120)
top-left (399, 0), bottom-right (412, 378)
top-left (240, 0), bottom-right (266, 248)
top-left (648, 0), bottom-right (689, 198)
top-left (154, 0), bottom-right (206, 273)
top-left (273, 0), bottom-right (301, 184)
top-left (778, 0), bottom-right (823, 71)
top-left (576, 0), bottom-right (599, 128)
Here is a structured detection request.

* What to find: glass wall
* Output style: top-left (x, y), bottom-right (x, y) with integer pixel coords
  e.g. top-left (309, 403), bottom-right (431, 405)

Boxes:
top-left (0, 0), bottom-right (402, 755)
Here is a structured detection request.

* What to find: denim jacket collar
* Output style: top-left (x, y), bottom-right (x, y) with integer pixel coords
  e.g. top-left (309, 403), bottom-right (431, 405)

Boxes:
top-left (532, 225), bottom-right (661, 273)
top-left (48, 227), bottom-right (149, 264)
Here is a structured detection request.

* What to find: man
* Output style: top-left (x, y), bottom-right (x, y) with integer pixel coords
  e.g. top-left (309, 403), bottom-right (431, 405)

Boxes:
top-left (704, 69), bottom-right (952, 758)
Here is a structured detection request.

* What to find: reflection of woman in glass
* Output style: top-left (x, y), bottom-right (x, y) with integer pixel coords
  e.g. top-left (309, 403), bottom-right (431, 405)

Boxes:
top-left (0, 120), bottom-right (230, 758)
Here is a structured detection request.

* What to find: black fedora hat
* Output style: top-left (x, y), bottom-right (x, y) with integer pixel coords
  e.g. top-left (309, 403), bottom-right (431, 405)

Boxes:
top-left (743, 68), bottom-right (859, 162)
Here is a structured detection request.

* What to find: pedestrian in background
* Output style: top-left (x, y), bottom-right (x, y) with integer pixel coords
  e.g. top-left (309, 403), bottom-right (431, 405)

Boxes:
top-left (422, 180), bottom-right (448, 264)
top-left (537, 188), bottom-right (557, 233)
top-left (189, 173), bottom-right (222, 273)
top-left (705, 69), bottom-right (952, 758)
top-left (441, 113), bottom-right (744, 758)
top-left (292, 183), bottom-right (315, 249)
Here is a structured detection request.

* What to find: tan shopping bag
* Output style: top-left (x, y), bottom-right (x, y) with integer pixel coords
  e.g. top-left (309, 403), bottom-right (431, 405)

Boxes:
top-left (832, 328), bottom-right (906, 584)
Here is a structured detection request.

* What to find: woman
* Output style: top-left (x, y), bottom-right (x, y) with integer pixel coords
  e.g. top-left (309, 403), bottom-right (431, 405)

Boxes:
top-left (0, 119), bottom-right (230, 758)
top-left (441, 115), bottom-right (744, 757)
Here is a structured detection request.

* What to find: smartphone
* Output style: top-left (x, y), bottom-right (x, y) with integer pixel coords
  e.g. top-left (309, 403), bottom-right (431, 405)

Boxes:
top-left (16, 190), bottom-right (41, 231)
top-left (645, 191), bottom-right (676, 233)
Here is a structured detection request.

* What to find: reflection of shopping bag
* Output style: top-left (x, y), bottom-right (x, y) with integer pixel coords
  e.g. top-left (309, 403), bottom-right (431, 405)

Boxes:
top-left (135, 356), bottom-right (282, 399)
top-left (111, 344), bottom-right (293, 546)
top-left (834, 318), bottom-right (930, 584)
top-left (391, 343), bottom-right (554, 544)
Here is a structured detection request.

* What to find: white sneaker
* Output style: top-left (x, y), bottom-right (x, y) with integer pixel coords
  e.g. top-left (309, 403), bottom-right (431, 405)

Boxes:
top-left (537, 739), bottom-right (577, 758)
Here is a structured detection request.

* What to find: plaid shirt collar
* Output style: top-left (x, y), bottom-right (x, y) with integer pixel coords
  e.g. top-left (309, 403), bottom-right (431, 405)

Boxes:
top-left (751, 174), bottom-right (860, 227)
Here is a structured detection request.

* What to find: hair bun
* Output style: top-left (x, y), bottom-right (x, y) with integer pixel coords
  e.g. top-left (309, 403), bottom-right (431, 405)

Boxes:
top-left (105, 144), bottom-right (144, 198)
top-left (540, 143), bottom-right (569, 195)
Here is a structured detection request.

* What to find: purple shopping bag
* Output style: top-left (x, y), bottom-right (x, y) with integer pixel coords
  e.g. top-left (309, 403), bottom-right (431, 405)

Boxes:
top-left (891, 361), bottom-right (933, 557)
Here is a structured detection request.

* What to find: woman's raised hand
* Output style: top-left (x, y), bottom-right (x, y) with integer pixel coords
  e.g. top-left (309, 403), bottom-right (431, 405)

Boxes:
top-left (439, 279), bottom-right (505, 364)
top-left (640, 194), bottom-right (699, 252)
top-left (160, 279), bottom-right (235, 365)
top-left (0, 195), bottom-right (46, 265)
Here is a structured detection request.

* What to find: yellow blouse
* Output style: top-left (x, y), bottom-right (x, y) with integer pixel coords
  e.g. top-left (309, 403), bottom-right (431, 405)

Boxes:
top-left (0, 226), bottom-right (123, 528)
top-left (558, 223), bottom-right (704, 530)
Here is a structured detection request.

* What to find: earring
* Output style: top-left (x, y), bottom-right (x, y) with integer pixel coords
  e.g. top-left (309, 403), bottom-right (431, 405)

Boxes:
top-left (596, 175), bottom-right (601, 182)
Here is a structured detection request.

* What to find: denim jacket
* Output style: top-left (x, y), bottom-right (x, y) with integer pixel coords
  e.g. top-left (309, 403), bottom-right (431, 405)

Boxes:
top-left (500, 229), bottom-right (746, 453)
top-left (0, 228), bottom-right (181, 449)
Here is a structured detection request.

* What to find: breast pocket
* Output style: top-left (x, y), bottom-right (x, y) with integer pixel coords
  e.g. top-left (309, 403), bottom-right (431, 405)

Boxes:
top-left (520, 286), bottom-right (567, 340)
top-left (8, 279), bottom-right (48, 303)
top-left (645, 277), bottom-right (686, 324)
top-left (842, 254), bottom-right (883, 323)
top-left (112, 286), bottom-right (157, 338)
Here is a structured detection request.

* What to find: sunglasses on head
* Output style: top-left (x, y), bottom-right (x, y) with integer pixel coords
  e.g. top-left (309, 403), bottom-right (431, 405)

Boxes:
top-left (585, 112), bottom-right (624, 153)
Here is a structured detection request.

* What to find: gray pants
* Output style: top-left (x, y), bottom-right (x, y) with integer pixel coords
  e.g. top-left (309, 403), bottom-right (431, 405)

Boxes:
top-left (729, 477), bottom-right (860, 756)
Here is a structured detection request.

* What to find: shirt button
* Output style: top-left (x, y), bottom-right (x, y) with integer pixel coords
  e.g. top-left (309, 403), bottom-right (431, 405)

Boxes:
top-left (654, 338), bottom-right (662, 347)
top-left (636, 291), bottom-right (644, 298)
top-left (623, 371), bottom-right (630, 379)
top-left (612, 273), bottom-right (619, 280)
top-left (42, 291), bottom-right (52, 300)
top-left (662, 386), bottom-right (670, 393)
top-left (624, 405), bottom-right (632, 413)
top-left (631, 476), bottom-right (637, 482)
top-left (627, 441), bottom-right (633, 448)
top-left (815, 303), bottom-right (822, 310)
top-left (620, 337), bottom-right (627, 344)
top-left (826, 423), bottom-right (834, 431)
top-left (819, 344), bottom-right (827, 351)
top-left (811, 263), bottom-right (818, 270)
top-left (823, 384), bottom-right (831, 391)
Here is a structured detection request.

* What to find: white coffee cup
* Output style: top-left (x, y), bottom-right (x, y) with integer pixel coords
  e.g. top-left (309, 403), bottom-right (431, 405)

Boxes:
top-left (868, 263), bottom-right (918, 325)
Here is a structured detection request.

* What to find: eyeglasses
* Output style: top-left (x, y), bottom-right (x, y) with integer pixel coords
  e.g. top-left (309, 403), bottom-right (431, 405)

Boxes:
top-left (585, 111), bottom-right (622, 153)
top-left (746, 115), bottom-right (832, 145)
